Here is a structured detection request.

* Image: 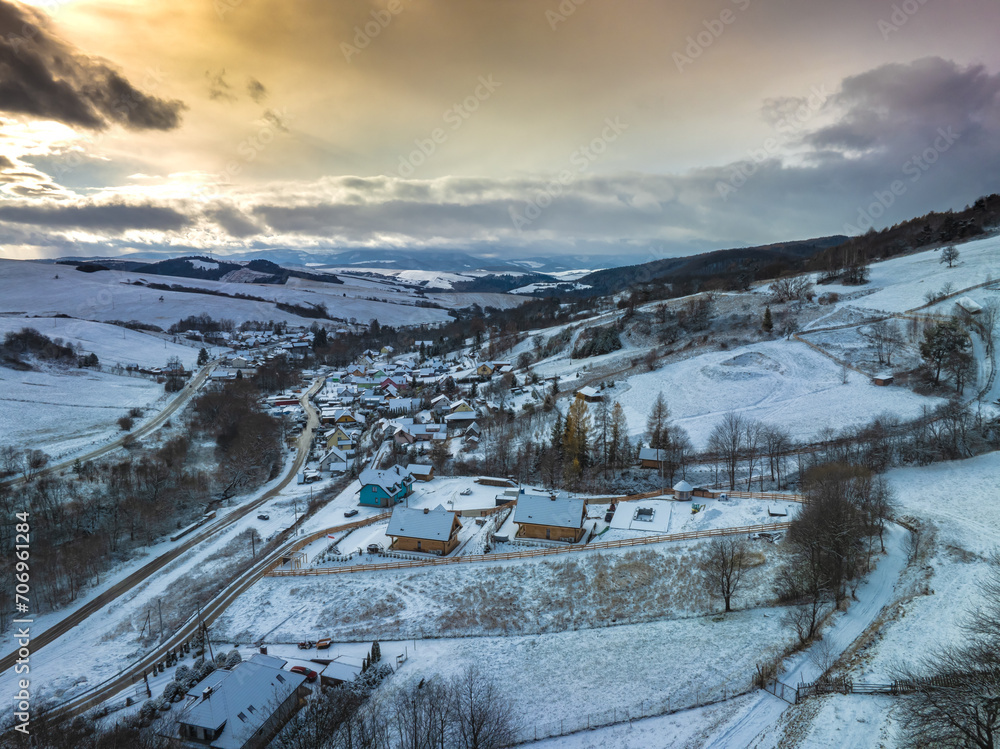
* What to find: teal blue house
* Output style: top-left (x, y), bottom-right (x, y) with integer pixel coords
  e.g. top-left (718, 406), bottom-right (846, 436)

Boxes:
top-left (358, 465), bottom-right (414, 508)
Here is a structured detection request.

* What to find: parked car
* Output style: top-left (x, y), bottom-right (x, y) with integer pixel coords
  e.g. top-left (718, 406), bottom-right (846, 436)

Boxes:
top-left (290, 666), bottom-right (318, 683)
top-left (297, 640), bottom-right (314, 650)
top-left (460, 488), bottom-right (473, 496)
top-left (257, 514), bottom-right (270, 521)
top-left (344, 509), bottom-right (359, 518)
top-left (316, 638), bottom-right (332, 650)
top-left (366, 543), bottom-right (382, 554)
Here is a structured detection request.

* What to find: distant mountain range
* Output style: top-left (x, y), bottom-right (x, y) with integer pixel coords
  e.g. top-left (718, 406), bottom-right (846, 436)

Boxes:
top-left (47, 236), bottom-right (849, 297)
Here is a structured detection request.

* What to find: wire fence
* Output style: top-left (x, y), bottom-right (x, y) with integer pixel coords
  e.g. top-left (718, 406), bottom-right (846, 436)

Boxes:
top-left (514, 678), bottom-right (754, 744)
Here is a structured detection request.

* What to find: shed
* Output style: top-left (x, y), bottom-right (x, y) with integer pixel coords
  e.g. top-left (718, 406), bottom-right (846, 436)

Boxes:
top-left (575, 386), bottom-right (602, 403)
top-left (872, 372), bottom-right (894, 386)
top-left (672, 480), bottom-right (693, 501)
top-left (955, 296), bottom-right (983, 315)
top-left (320, 657), bottom-right (364, 687)
top-left (408, 464), bottom-right (434, 482)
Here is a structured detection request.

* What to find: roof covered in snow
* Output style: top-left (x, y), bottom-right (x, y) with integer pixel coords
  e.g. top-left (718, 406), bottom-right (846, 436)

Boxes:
top-left (387, 504), bottom-right (457, 541)
top-left (177, 658), bottom-right (305, 748)
top-left (513, 493), bottom-right (586, 529)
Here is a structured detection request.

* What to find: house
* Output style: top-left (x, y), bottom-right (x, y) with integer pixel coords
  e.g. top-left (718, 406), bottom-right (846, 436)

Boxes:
top-left (638, 447), bottom-right (667, 469)
top-left (408, 464), bottom-right (435, 482)
top-left (872, 372), bottom-right (894, 386)
top-left (359, 465), bottom-right (414, 507)
top-left (386, 504), bottom-right (461, 555)
top-left (575, 386), bottom-right (602, 403)
top-left (163, 654), bottom-right (308, 749)
top-left (476, 362), bottom-right (495, 378)
top-left (513, 491), bottom-right (588, 543)
top-left (430, 394), bottom-right (452, 414)
top-left (319, 445), bottom-right (352, 473)
top-left (449, 399), bottom-right (474, 414)
top-left (324, 425), bottom-right (356, 450)
top-left (476, 476), bottom-right (517, 488)
top-left (672, 480), bottom-right (693, 501)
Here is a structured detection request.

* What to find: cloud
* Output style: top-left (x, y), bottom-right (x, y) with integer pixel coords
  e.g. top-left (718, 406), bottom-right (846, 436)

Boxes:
top-left (805, 58), bottom-right (1000, 155)
top-left (0, 0), bottom-right (185, 130)
top-left (206, 69), bottom-right (236, 102)
top-left (247, 78), bottom-right (268, 104)
top-left (204, 203), bottom-right (261, 237)
top-left (0, 154), bottom-right (14, 170)
top-left (0, 201), bottom-right (192, 232)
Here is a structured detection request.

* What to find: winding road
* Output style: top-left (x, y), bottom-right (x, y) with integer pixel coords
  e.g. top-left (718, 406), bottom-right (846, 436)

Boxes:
top-left (0, 376), bottom-right (325, 680)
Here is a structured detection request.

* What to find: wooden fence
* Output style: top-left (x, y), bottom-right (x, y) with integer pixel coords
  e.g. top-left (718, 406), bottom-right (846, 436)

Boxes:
top-left (267, 521), bottom-right (792, 577)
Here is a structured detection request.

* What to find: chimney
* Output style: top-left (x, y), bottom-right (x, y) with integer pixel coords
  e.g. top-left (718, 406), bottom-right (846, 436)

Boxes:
top-left (202, 687), bottom-right (213, 701)
top-left (423, 508), bottom-right (429, 514)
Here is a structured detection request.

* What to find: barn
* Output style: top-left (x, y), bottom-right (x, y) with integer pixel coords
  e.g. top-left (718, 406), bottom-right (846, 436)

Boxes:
top-left (513, 491), bottom-right (587, 543)
top-left (387, 505), bottom-right (462, 555)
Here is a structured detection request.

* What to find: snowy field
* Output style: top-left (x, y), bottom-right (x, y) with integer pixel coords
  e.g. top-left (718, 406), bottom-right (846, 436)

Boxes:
top-left (0, 365), bottom-right (167, 457)
top-left (0, 316), bottom-right (200, 369)
top-left (614, 339), bottom-right (944, 448)
top-left (0, 260), bottom-right (523, 329)
top-left (215, 535), bottom-right (784, 643)
top-left (818, 234), bottom-right (1000, 315)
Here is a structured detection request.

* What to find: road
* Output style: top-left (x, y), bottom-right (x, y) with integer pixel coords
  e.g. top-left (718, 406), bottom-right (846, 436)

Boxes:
top-left (0, 376), bottom-right (324, 677)
top-left (701, 523), bottom-right (910, 748)
top-left (1, 360), bottom-right (218, 486)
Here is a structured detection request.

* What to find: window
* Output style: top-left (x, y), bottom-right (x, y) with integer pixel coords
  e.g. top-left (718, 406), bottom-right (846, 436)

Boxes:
top-left (237, 712), bottom-right (247, 722)
top-left (276, 674), bottom-right (285, 683)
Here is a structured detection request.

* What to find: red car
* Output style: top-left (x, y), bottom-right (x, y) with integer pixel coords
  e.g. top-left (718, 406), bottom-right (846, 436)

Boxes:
top-left (290, 666), bottom-right (318, 683)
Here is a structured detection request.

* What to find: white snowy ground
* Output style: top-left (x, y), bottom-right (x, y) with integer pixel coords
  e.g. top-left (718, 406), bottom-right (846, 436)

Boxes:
top-left (602, 496), bottom-right (798, 542)
top-left (0, 259), bottom-right (522, 329)
top-left (816, 233), bottom-right (1000, 315)
top-left (0, 317), bottom-right (200, 369)
top-left (0, 364), bottom-right (168, 457)
top-left (533, 523), bottom-right (910, 749)
top-left (0, 453), bottom-right (314, 709)
top-left (783, 451), bottom-right (1000, 748)
top-left (614, 339), bottom-right (944, 448)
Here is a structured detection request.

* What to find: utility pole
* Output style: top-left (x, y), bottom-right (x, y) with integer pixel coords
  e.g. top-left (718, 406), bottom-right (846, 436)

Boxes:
top-left (157, 599), bottom-right (164, 642)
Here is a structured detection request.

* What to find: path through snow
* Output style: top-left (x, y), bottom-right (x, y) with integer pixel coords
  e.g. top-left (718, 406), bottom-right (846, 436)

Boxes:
top-left (701, 522), bottom-right (909, 749)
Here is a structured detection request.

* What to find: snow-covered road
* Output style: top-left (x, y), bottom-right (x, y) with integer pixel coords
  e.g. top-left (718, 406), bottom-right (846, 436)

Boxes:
top-left (701, 522), bottom-right (909, 749)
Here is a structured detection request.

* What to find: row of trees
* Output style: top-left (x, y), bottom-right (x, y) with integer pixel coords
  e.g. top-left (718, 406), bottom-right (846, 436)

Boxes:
top-left (777, 463), bottom-right (894, 642)
top-left (273, 664), bottom-right (518, 749)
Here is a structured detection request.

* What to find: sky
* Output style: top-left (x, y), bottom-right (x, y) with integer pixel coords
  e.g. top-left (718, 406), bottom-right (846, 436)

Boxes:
top-left (1, 0), bottom-right (999, 262)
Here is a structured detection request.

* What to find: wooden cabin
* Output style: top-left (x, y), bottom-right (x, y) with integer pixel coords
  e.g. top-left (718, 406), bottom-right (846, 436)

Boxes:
top-left (387, 505), bottom-right (461, 555)
top-left (513, 492), bottom-right (587, 543)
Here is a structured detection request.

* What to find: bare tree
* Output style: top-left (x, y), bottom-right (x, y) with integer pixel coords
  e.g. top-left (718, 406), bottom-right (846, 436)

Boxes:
top-left (707, 411), bottom-right (746, 490)
top-left (449, 664), bottom-right (521, 749)
top-left (702, 536), bottom-right (751, 613)
top-left (940, 245), bottom-right (960, 268)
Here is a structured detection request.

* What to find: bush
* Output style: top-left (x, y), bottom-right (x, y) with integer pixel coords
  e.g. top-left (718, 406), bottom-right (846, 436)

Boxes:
top-left (118, 416), bottom-right (134, 431)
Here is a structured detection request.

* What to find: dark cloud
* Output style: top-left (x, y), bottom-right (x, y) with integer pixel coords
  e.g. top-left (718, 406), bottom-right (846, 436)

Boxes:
top-left (0, 202), bottom-right (192, 232)
top-left (0, 1), bottom-right (185, 130)
top-left (806, 58), bottom-right (1000, 154)
top-left (204, 203), bottom-right (261, 238)
top-left (247, 78), bottom-right (267, 104)
top-left (0, 154), bottom-right (13, 169)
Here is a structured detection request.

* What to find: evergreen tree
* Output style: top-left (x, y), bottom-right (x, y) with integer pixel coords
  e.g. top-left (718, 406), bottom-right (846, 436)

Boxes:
top-left (197, 347), bottom-right (209, 366)
top-left (646, 392), bottom-right (669, 450)
top-left (762, 306), bottom-right (773, 333)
